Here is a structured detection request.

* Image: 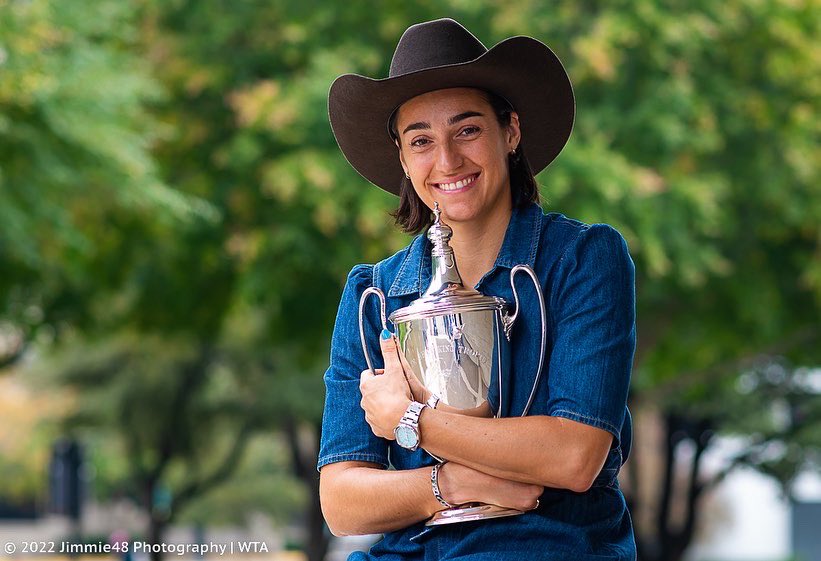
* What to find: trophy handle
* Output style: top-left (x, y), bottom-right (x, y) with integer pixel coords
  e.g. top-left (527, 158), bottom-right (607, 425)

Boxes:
top-left (359, 287), bottom-right (389, 375)
top-left (504, 264), bottom-right (547, 417)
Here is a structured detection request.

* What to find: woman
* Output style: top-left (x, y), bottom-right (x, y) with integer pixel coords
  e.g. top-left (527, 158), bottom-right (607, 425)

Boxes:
top-left (318, 18), bottom-right (636, 560)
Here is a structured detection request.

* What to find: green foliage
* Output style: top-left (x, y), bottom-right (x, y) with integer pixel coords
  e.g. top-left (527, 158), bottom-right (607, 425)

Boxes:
top-left (0, 0), bottom-right (215, 352)
top-left (0, 0), bottom-right (818, 549)
top-left (174, 434), bottom-right (306, 526)
top-left (475, 1), bottom-right (820, 401)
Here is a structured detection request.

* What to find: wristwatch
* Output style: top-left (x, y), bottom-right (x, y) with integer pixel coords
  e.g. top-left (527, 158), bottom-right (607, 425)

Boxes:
top-left (394, 401), bottom-right (426, 451)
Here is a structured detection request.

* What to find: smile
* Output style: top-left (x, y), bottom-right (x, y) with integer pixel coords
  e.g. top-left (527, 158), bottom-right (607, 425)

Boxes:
top-left (434, 173), bottom-right (480, 193)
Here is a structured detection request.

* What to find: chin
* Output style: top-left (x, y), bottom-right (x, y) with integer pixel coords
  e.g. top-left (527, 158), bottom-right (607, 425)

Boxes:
top-left (437, 203), bottom-right (481, 224)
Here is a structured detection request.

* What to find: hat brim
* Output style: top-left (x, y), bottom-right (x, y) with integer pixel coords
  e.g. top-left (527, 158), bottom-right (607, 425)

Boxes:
top-left (328, 36), bottom-right (575, 196)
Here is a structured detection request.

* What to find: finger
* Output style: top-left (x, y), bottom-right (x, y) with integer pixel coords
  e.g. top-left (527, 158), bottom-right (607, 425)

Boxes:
top-left (360, 368), bottom-right (384, 379)
top-left (398, 352), bottom-right (423, 388)
top-left (360, 369), bottom-right (375, 390)
top-left (401, 358), bottom-right (427, 401)
top-left (397, 347), bottom-right (414, 372)
top-left (394, 341), bottom-right (425, 395)
top-left (378, 329), bottom-right (403, 374)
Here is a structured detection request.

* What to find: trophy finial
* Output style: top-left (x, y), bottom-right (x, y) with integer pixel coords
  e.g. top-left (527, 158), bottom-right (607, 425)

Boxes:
top-left (424, 202), bottom-right (462, 295)
top-left (427, 202), bottom-right (453, 248)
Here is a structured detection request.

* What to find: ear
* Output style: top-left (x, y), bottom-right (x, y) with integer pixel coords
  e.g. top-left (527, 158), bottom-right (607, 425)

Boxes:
top-left (507, 112), bottom-right (522, 152)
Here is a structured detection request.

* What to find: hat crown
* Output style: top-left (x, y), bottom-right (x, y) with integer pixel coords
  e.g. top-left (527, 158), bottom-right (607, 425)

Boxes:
top-left (389, 18), bottom-right (487, 78)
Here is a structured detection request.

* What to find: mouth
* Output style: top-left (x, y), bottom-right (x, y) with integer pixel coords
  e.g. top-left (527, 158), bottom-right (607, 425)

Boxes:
top-left (432, 172), bottom-right (480, 193)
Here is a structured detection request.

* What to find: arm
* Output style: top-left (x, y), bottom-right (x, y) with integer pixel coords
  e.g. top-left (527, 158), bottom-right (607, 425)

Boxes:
top-left (419, 409), bottom-right (612, 492)
top-left (319, 460), bottom-right (543, 537)
top-left (361, 225), bottom-right (635, 493)
top-left (360, 335), bottom-right (612, 492)
top-left (319, 461), bottom-right (440, 536)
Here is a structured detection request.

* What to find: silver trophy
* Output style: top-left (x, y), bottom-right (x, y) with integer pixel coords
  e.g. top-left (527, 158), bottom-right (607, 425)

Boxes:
top-left (359, 203), bottom-right (546, 526)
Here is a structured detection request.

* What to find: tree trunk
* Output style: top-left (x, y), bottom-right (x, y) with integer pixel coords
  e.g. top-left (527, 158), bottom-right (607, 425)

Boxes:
top-left (631, 412), bottom-right (715, 561)
top-left (304, 476), bottom-right (329, 561)
top-left (148, 515), bottom-right (167, 561)
top-left (284, 416), bottom-right (330, 561)
top-left (142, 479), bottom-right (167, 561)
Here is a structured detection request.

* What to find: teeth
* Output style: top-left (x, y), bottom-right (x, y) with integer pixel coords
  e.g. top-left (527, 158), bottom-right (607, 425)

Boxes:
top-left (438, 174), bottom-right (476, 191)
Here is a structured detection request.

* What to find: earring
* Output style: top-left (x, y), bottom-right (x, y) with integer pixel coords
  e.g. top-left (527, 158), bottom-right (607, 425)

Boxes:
top-left (405, 172), bottom-right (410, 179)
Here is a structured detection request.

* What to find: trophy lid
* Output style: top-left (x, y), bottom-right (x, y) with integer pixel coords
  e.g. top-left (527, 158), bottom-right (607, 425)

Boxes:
top-left (389, 203), bottom-right (506, 324)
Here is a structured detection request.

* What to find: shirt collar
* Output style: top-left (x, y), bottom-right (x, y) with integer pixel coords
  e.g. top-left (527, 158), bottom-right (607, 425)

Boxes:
top-left (388, 203), bottom-right (543, 298)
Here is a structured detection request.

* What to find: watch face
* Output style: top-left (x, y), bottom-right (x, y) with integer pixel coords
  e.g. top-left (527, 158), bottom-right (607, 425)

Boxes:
top-left (395, 424), bottom-right (419, 449)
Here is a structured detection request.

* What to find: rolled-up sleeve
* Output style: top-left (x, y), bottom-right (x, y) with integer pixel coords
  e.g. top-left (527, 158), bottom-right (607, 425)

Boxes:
top-left (317, 264), bottom-right (390, 471)
top-left (547, 224), bottom-right (636, 446)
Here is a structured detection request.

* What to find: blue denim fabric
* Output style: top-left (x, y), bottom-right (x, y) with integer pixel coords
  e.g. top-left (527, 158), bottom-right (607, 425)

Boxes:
top-left (319, 203), bottom-right (637, 560)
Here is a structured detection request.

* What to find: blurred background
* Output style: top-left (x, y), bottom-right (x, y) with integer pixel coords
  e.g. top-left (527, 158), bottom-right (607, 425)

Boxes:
top-left (0, 0), bottom-right (819, 560)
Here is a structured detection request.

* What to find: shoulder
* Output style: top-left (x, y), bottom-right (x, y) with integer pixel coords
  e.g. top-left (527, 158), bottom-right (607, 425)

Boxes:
top-left (540, 211), bottom-right (632, 265)
top-left (345, 263), bottom-right (374, 284)
top-left (343, 263), bottom-right (374, 291)
top-left (343, 235), bottom-right (423, 292)
top-left (534, 211), bottom-right (634, 296)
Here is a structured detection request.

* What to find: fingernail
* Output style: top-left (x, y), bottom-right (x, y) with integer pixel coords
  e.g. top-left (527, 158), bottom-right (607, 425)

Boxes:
top-left (380, 329), bottom-right (392, 341)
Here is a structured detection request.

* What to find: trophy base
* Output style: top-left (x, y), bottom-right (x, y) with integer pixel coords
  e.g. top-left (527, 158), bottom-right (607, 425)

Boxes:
top-left (426, 503), bottom-right (524, 526)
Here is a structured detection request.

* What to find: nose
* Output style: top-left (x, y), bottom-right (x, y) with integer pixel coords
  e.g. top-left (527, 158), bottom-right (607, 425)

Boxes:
top-left (435, 139), bottom-right (463, 172)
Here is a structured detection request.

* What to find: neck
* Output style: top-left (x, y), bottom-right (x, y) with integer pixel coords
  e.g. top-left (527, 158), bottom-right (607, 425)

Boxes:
top-left (447, 204), bottom-right (513, 289)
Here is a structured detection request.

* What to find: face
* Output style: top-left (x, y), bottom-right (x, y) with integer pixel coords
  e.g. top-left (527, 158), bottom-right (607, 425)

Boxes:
top-left (394, 88), bottom-right (521, 227)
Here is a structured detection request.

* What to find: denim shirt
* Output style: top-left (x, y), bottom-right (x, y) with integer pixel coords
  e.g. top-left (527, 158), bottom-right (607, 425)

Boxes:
top-left (319, 203), bottom-right (637, 560)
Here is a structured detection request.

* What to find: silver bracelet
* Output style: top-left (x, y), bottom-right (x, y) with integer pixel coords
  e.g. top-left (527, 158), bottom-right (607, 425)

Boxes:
top-left (431, 461), bottom-right (454, 509)
top-left (426, 393), bottom-right (441, 410)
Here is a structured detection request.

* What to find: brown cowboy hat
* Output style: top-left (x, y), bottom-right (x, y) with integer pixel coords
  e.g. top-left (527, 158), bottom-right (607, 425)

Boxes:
top-left (328, 18), bottom-right (575, 196)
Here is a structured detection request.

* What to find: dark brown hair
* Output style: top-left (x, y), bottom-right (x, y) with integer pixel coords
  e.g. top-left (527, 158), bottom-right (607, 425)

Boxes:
top-left (388, 90), bottom-right (540, 235)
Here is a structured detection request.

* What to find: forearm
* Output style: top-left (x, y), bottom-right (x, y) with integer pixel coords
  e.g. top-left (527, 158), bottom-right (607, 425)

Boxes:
top-left (319, 462), bottom-right (440, 536)
top-left (418, 409), bottom-right (610, 492)
top-left (359, 334), bottom-right (612, 495)
top-left (434, 400), bottom-right (492, 417)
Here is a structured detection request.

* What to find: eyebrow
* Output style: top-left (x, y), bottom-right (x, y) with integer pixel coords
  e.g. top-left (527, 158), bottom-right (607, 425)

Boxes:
top-left (401, 111), bottom-right (485, 135)
top-left (448, 111), bottom-right (484, 125)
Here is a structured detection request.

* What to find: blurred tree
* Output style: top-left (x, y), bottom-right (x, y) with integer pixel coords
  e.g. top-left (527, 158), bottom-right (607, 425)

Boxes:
top-left (0, 0), bottom-right (212, 367)
top-left (487, 1), bottom-right (820, 559)
top-left (39, 332), bottom-right (304, 558)
top-left (2, 1), bottom-right (819, 561)
top-left (0, 0), bottom-right (211, 533)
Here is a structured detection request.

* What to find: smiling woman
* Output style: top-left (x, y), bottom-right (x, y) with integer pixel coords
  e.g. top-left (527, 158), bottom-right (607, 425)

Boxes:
top-left (396, 89), bottom-right (516, 228)
top-left (319, 18), bottom-right (637, 561)
top-left (388, 88), bottom-right (541, 236)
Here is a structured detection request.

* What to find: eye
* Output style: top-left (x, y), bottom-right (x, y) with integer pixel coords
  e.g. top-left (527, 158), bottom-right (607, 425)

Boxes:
top-left (458, 125), bottom-right (481, 137)
top-left (410, 136), bottom-right (431, 148)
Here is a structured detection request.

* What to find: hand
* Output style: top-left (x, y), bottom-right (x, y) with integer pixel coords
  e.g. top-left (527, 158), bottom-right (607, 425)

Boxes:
top-left (438, 462), bottom-right (543, 512)
top-left (359, 332), bottom-right (413, 439)
top-left (398, 348), bottom-right (430, 404)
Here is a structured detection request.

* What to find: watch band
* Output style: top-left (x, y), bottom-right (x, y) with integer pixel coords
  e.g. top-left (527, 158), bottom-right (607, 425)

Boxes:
top-left (425, 393), bottom-right (441, 410)
top-left (400, 401), bottom-right (425, 426)
top-left (431, 461), bottom-right (454, 508)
